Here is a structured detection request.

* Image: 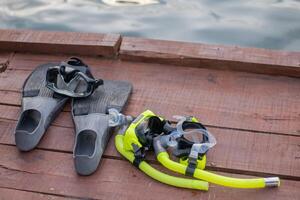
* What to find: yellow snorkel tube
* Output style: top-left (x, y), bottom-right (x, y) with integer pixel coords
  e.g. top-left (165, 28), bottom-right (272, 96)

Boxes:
top-left (115, 135), bottom-right (209, 190)
top-left (115, 110), bottom-right (209, 191)
top-left (154, 141), bottom-right (280, 188)
top-left (114, 109), bottom-right (280, 191)
top-left (152, 116), bottom-right (280, 189)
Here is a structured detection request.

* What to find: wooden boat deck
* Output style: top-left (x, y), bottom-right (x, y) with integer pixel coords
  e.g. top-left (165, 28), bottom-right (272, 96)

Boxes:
top-left (0, 29), bottom-right (299, 200)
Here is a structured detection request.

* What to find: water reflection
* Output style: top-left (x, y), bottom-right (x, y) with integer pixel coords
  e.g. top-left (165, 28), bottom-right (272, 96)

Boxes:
top-left (102, 0), bottom-right (160, 6)
top-left (0, 0), bottom-right (299, 51)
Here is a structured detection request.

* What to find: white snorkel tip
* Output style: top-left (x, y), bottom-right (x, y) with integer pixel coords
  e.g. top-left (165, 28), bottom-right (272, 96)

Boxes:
top-left (264, 177), bottom-right (280, 187)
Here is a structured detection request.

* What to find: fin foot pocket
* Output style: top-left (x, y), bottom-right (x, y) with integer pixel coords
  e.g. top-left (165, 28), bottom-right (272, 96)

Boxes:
top-left (72, 80), bottom-right (132, 175)
top-left (75, 130), bottom-right (97, 157)
top-left (16, 109), bottom-right (41, 133)
top-left (15, 109), bottom-right (42, 151)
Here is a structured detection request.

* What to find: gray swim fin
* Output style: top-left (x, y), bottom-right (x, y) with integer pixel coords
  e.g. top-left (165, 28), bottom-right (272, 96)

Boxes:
top-left (72, 80), bottom-right (132, 175)
top-left (15, 63), bottom-right (69, 151)
top-left (15, 57), bottom-right (96, 151)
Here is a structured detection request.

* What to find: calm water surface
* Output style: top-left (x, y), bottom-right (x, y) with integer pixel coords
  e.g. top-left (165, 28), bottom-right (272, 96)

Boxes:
top-left (0, 0), bottom-right (300, 51)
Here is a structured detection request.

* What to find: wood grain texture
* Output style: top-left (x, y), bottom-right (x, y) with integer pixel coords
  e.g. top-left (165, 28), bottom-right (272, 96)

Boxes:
top-left (0, 29), bottom-right (121, 57)
top-left (0, 104), bottom-right (73, 128)
top-left (0, 31), bottom-right (299, 200)
top-left (0, 144), bottom-right (299, 200)
top-left (0, 29), bottom-right (299, 77)
top-left (0, 117), bottom-right (299, 179)
top-left (0, 187), bottom-right (69, 200)
top-left (120, 37), bottom-right (300, 77)
top-left (2, 53), bottom-right (300, 135)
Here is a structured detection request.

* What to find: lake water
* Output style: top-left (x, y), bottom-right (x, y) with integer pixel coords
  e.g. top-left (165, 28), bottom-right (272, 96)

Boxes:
top-left (0, 0), bottom-right (300, 51)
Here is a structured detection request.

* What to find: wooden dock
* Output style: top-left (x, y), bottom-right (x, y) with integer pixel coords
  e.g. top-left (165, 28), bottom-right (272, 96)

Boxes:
top-left (0, 29), bottom-right (299, 200)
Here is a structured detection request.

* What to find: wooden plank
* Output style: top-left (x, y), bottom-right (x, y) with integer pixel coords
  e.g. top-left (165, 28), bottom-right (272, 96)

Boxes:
top-left (120, 37), bottom-right (300, 77)
top-left (2, 53), bottom-right (300, 135)
top-left (0, 90), bottom-right (20, 106)
top-left (0, 187), bottom-right (69, 200)
top-left (0, 117), bottom-right (299, 179)
top-left (0, 145), bottom-right (299, 200)
top-left (0, 29), bottom-right (121, 57)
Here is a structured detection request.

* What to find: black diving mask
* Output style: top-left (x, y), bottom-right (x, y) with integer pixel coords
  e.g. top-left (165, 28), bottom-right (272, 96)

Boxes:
top-left (46, 58), bottom-right (103, 98)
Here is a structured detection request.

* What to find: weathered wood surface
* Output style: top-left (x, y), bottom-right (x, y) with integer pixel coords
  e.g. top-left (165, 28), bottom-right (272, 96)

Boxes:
top-left (0, 29), bottom-right (299, 199)
top-left (0, 187), bottom-right (69, 200)
top-left (2, 53), bottom-right (300, 136)
top-left (0, 117), bottom-right (299, 180)
top-left (0, 29), bottom-right (121, 57)
top-left (0, 29), bottom-right (300, 77)
top-left (0, 144), bottom-right (299, 200)
top-left (120, 37), bottom-right (300, 77)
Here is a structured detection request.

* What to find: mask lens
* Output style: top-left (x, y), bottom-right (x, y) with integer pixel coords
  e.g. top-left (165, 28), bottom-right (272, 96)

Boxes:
top-left (183, 129), bottom-right (203, 144)
top-left (72, 75), bottom-right (91, 94)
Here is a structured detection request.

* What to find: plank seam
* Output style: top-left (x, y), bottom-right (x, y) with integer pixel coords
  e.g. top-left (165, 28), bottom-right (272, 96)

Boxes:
top-left (0, 163), bottom-right (38, 175)
top-left (114, 35), bottom-right (123, 57)
top-left (0, 186), bottom-right (91, 200)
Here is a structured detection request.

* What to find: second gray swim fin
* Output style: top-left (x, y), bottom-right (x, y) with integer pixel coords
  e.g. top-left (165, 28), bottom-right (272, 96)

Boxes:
top-left (72, 80), bottom-right (132, 175)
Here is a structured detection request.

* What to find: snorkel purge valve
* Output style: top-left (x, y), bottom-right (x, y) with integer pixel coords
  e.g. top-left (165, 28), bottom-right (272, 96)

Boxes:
top-left (114, 110), bottom-right (280, 191)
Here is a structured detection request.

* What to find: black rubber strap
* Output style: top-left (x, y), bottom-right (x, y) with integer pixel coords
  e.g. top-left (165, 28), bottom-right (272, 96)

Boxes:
top-left (185, 158), bottom-right (197, 177)
top-left (185, 166), bottom-right (196, 176)
top-left (52, 92), bottom-right (66, 99)
top-left (133, 157), bottom-right (142, 168)
top-left (23, 89), bottom-right (40, 97)
top-left (73, 106), bottom-right (90, 116)
top-left (132, 144), bottom-right (144, 169)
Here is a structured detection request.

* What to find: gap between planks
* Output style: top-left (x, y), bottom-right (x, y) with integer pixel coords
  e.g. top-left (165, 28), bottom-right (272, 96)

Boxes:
top-left (0, 186), bottom-right (81, 200)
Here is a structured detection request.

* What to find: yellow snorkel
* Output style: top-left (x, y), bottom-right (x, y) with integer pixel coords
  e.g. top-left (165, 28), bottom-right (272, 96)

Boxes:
top-left (114, 109), bottom-right (280, 191)
top-left (154, 141), bottom-right (279, 188)
top-left (114, 110), bottom-right (209, 191)
top-left (152, 114), bottom-right (280, 189)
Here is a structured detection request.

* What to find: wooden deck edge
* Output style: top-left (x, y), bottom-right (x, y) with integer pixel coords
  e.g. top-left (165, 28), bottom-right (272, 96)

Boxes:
top-left (0, 29), bottom-right (299, 77)
top-left (0, 29), bottom-right (121, 57)
top-left (119, 37), bottom-right (300, 77)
